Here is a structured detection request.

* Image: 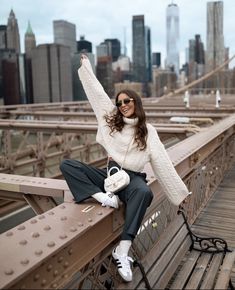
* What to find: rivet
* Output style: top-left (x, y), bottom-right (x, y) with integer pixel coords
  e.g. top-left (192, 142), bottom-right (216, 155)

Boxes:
top-left (33, 274), bottom-right (40, 281)
top-left (88, 218), bottom-right (92, 222)
top-left (47, 264), bottom-right (53, 272)
top-left (6, 231), bottom-right (13, 237)
top-left (60, 205), bottom-right (66, 209)
top-left (97, 211), bottom-right (103, 215)
top-left (59, 234), bottom-right (67, 239)
top-left (5, 268), bottom-right (14, 275)
top-left (70, 226), bottom-right (77, 232)
top-left (35, 249), bottom-right (43, 256)
top-left (17, 225), bottom-right (26, 231)
top-left (68, 249), bottom-right (73, 255)
top-left (41, 279), bottom-right (47, 286)
top-left (47, 241), bottom-right (55, 247)
top-left (62, 274), bottom-right (68, 278)
top-left (64, 262), bottom-right (69, 268)
top-left (44, 225), bottom-right (51, 231)
top-left (48, 211), bottom-right (54, 215)
top-left (38, 215), bottom-right (45, 220)
top-left (78, 222), bottom-right (83, 227)
top-left (32, 232), bottom-right (40, 238)
top-left (58, 256), bottom-right (63, 263)
top-left (19, 239), bottom-right (27, 245)
top-left (30, 219), bottom-right (37, 224)
top-left (21, 259), bottom-right (29, 265)
top-left (52, 283), bottom-right (58, 288)
top-left (53, 270), bottom-right (59, 277)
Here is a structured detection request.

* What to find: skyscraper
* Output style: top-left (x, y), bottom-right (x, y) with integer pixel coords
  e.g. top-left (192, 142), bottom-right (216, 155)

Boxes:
top-left (24, 21), bottom-right (36, 56)
top-left (53, 20), bottom-right (76, 54)
top-left (104, 39), bottom-right (121, 61)
top-left (132, 15), bottom-right (146, 83)
top-left (0, 25), bottom-right (7, 49)
top-left (31, 44), bottom-right (73, 103)
top-left (6, 9), bottom-right (21, 54)
top-left (166, 2), bottom-right (179, 75)
top-left (24, 21), bottom-right (36, 103)
top-left (77, 35), bottom-right (92, 53)
top-left (145, 26), bottom-right (152, 82)
top-left (206, 1), bottom-right (225, 71)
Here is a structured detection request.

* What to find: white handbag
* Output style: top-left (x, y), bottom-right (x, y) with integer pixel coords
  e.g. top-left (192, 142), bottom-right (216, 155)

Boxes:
top-left (104, 166), bottom-right (130, 193)
top-left (104, 138), bottom-right (133, 193)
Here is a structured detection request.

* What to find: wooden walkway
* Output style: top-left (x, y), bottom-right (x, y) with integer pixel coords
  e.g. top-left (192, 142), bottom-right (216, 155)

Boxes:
top-left (191, 164), bottom-right (235, 285)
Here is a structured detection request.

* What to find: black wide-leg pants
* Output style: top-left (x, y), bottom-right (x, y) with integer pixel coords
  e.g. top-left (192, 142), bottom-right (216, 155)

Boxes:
top-left (60, 159), bottom-right (153, 241)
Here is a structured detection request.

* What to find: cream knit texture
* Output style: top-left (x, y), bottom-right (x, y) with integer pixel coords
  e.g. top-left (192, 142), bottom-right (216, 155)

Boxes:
top-left (78, 58), bottom-right (190, 206)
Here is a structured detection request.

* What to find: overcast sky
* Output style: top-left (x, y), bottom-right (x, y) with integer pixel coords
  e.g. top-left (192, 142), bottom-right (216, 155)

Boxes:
top-left (1, 0), bottom-right (235, 67)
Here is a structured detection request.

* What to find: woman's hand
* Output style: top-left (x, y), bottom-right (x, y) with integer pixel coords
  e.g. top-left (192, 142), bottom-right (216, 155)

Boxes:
top-left (80, 54), bottom-right (88, 66)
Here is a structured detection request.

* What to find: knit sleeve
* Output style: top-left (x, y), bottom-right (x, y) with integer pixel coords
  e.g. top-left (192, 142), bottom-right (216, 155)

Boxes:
top-left (78, 58), bottom-right (115, 121)
top-left (148, 125), bottom-right (190, 206)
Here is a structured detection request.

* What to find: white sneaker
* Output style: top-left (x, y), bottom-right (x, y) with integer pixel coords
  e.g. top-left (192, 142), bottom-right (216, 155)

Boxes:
top-left (112, 247), bottom-right (133, 282)
top-left (101, 192), bottom-right (119, 208)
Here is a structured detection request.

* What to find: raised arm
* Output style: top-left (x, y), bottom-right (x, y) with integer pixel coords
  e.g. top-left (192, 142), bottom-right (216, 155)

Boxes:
top-left (78, 54), bottom-right (115, 121)
top-left (148, 125), bottom-right (190, 206)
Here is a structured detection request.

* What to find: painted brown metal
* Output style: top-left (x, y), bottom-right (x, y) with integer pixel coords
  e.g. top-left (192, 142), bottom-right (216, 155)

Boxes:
top-left (0, 114), bottom-right (235, 289)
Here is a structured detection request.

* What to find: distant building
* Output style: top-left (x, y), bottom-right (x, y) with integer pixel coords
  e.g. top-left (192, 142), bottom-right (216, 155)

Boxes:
top-left (6, 9), bottom-right (21, 54)
top-left (206, 1), bottom-right (225, 71)
top-left (0, 25), bottom-right (7, 49)
top-left (166, 2), bottom-right (179, 75)
top-left (96, 56), bottom-right (114, 97)
top-left (152, 52), bottom-right (161, 67)
top-left (104, 38), bottom-right (121, 61)
top-left (1, 50), bottom-right (20, 105)
top-left (72, 52), bottom-right (95, 101)
top-left (24, 21), bottom-right (36, 103)
top-left (114, 82), bottom-right (144, 98)
top-left (145, 26), bottom-right (152, 82)
top-left (24, 21), bottom-right (36, 56)
top-left (152, 67), bottom-right (177, 98)
top-left (112, 55), bottom-right (131, 83)
top-left (31, 44), bottom-right (73, 103)
top-left (53, 20), bottom-right (77, 54)
top-left (195, 34), bottom-right (205, 65)
top-left (132, 15), bottom-right (146, 83)
top-left (187, 35), bottom-right (205, 86)
top-left (77, 35), bottom-right (92, 53)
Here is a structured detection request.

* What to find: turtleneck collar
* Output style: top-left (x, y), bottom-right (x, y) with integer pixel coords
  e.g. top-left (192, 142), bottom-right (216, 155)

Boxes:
top-left (123, 117), bottom-right (138, 126)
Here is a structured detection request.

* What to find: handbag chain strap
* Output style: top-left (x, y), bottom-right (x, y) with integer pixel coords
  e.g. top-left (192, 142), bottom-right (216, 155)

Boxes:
top-left (106, 137), bottom-right (134, 175)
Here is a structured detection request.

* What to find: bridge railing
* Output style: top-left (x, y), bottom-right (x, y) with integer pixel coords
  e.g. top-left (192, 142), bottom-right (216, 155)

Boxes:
top-left (0, 114), bottom-right (235, 289)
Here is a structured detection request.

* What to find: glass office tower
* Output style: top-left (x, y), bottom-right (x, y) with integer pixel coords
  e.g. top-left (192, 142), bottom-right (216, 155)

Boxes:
top-left (166, 2), bottom-right (179, 75)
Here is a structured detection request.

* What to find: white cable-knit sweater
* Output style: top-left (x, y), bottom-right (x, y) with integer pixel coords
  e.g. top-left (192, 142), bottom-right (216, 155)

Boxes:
top-left (78, 58), bottom-right (190, 205)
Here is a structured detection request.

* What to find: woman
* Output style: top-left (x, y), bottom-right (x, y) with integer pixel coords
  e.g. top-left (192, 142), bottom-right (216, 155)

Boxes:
top-left (60, 54), bottom-right (190, 282)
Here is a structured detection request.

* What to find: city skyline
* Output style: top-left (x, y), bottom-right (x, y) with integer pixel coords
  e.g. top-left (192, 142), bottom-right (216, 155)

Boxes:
top-left (1, 0), bottom-right (235, 68)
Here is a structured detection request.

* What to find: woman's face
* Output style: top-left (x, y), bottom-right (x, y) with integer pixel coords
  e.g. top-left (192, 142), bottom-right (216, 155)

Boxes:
top-left (116, 93), bottom-right (135, 118)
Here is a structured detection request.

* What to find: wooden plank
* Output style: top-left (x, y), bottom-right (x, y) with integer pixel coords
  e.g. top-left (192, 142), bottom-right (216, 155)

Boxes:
top-left (215, 251), bottom-right (235, 290)
top-left (169, 250), bottom-right (201, 289)
top-left (184, 253), bottom-right (212, 290)
top-left (154, 236), bottom-right (192, 290)
top-left (199, 253), bottom-right (224, 289)
top-left (145, 226), bottom-right (189, 287)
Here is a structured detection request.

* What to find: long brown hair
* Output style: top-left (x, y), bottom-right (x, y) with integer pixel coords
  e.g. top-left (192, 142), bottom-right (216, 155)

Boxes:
top-left (104, 89), bottom-right (148, 150)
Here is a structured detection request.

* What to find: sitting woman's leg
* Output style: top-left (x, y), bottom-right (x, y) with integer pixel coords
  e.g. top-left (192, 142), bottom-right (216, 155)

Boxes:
top-left (60, 159), bottom-right (119, 207)
top-left (112, 174), bottom-right (153, 281)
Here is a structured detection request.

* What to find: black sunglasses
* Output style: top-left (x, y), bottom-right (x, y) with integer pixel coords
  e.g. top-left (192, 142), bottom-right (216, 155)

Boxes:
top-left (116, 98), bottom-right (134, 108)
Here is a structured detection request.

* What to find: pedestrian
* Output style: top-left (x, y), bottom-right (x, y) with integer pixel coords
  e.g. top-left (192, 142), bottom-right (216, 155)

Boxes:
top-left (60, 54), bottom-right (190, 282)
